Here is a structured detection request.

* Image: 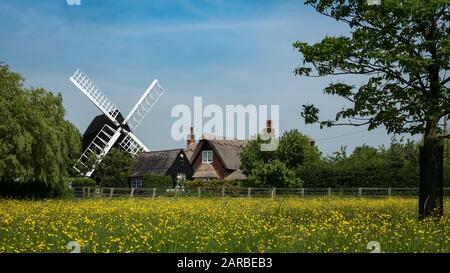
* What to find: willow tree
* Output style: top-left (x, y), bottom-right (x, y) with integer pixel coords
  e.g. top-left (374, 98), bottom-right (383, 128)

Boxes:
top-left (295, 0), bottom-right (449, 218)
top-left (0, 64), bottom-right (81, 197)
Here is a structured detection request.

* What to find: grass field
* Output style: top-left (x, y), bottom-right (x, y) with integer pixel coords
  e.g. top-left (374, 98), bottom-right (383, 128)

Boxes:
top-left (0, 197), bottom-right (449, 253)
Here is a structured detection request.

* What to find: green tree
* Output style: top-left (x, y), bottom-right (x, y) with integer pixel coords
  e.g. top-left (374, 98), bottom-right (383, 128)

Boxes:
top-left (296, 0), bottom-right (449, 218)
top-left (251, 160), bottom-right (303, 188)
top-left (241, 129), bottom-right (319, 187)
top-left (277, 129), bottom-right (321, 169)
top-left (240, 136), bottom-right (277, 176)
top-left (64, 122), bottom-right (82, 177)
top-left (0, 64), bottom-right (81, 198)
top-left (95, 148), bottom-right (136, 188)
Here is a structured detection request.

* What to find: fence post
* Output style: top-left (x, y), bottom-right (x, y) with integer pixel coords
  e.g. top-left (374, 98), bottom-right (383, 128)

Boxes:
top-left (248, 187), bottom-right (252, 197)
top-left (358, 187), bottom-right (362, 197)
top-left (100, 188), bottom-right (104, 198)
top-left (272, 188), bottom-right (276, 198)
top-left (152, 188), bottom-right (156, 198)
top-left (222, 186), bottom-right (225, 198)
top-left (82, 187), bottom-right (86, 198)
top-left (130, 188), bottom-right (135, 197)
top-left (328, 187), bottom-right (332, 196)
top-left (197, 187), bottom-right (201, 198)
top-left (388, 187), bottom-right (392, 196)
top-left (109, 188), bottom-right (114, 199)
top-left (87, 187), bottom-right (90, 198)
top-left (301, 188), bottom-right (305, 197)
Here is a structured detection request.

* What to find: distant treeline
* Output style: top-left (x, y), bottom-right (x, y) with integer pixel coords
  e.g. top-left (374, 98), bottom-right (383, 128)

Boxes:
top-left (241, 130), bottom-right (450, 188)
top-left (298, 141), bottom-right (422, 188)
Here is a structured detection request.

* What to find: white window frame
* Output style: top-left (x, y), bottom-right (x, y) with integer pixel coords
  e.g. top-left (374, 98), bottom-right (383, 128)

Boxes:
top-left (202, 150), bottom-right (213, 163)
top-left (177, 173), bottom-right (186, 181)
top-left (131, 178), bottom-right (143, 188)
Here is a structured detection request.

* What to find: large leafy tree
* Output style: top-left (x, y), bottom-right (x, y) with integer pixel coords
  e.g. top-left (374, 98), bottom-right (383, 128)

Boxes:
top-left (251, 160), bottom-right (303, 188)
top-left (296, 0), bottom-right (449, 218)
top-left (95, 148), bottom-right (136, 188)
top-left (241, 129), bottom-right (320, 187)
top-left (0, 64), bottom-right (81, 197)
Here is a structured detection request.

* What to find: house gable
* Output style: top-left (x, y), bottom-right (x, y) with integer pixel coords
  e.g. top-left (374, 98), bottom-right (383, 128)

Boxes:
top-left (190, 139), bottom-right (248, 180)
top-left (191, 141), bottom-right (229, 179)
top-left (129, 149), bottom-right (193, 185)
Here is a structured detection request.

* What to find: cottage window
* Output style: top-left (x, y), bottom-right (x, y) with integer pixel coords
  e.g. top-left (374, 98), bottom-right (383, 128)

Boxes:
top-left (131, 178), bottom-right (143, 188)
top-left (202, 150), bottom-right (213, 163)
top-left (177, 173), bottom-right (186, 181)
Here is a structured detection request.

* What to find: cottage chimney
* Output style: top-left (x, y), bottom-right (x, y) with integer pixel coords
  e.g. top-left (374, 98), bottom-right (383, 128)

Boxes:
top-left (187, 127), bottom-right (195, 147)
top-left (266, 119), bottom-right (272, 133)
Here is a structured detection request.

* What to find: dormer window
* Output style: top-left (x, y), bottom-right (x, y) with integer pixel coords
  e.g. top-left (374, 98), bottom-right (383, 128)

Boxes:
top-left (202, 150), bottom-right (213, 163)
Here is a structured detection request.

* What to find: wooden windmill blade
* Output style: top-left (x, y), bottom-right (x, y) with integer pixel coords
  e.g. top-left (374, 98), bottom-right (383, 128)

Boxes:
top-left (70, 68), bottom-right (121, 127)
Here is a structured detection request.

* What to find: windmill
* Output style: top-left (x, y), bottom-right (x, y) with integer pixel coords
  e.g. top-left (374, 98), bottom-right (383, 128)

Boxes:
top-left (70, 68), bottom-right (164, 177)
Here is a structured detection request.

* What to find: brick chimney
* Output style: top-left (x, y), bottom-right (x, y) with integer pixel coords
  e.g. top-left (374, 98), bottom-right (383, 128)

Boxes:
top-left (266, 119), bottom-right (272, 133)
top-left (187, 127), bottom-right (195, 147)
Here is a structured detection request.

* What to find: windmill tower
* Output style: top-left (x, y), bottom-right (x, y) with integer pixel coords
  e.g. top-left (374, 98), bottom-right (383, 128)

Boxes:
top-left (70, 68), bottom-right (164, 177)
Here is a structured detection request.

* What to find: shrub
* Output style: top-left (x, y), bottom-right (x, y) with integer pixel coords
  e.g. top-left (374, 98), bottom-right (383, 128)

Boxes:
top-left (70, 177), bottom-right (96, 188)
top-left (185, 179), bottom-right (239, 189)
top-left (142, 174), bottom-right (173, 189)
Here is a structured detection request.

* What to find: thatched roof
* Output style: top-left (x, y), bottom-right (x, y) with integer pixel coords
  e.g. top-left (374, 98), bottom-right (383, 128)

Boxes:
top-left (191, 139), bottom-right (249, 171)
top-left (184, 142), bottom-right (197, 162)
top-left (129, 149), bottom-right (185, 177)
top-left (192, 163), bottom-right (219, 179)
top-left (225, 170), bottom-right (247, 180)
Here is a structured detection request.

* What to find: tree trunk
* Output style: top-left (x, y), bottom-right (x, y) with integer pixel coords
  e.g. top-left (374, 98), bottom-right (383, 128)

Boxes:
top-left (419, 120), bottom-right (444, 220)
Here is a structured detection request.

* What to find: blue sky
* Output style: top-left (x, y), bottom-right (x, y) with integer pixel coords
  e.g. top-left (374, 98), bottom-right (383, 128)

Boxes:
top-left (0, 0), bottom-right (418, 155)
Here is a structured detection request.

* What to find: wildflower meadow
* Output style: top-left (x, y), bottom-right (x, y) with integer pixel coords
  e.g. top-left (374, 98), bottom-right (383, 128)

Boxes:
top-left (0, 197), bottom-right (449, 253)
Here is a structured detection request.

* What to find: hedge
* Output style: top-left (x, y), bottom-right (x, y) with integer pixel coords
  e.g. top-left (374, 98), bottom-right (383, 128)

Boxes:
top-left (142, 174), bottom-right (173, 189)
top-left (185, 179), bottom-right (240, 189)
top-left (0, 179), bottom-right (72, 199)
top-left (297, 163), bottom-right (420, 188)
top-left (70, 177), bottom-right (96, 188)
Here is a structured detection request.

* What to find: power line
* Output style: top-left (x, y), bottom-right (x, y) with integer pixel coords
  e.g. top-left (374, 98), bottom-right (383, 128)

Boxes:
top-left (315, 129), bottom-right (377, 142)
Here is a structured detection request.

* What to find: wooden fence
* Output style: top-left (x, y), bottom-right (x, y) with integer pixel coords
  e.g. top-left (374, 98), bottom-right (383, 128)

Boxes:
top-left (72, 187), bottom-right (450, 199)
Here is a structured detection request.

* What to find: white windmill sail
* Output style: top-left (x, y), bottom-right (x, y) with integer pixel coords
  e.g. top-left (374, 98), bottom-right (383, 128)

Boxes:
top-left (73, 124), bottom-right (122, 176)
top-left (123, 79), bottom-right (164, 130)
top-left (70, 69), bottom-right (121, 126)
top-left (70, 68), bottom-right (164, 177)
top-left (119, 130), bottom-right (149, 157)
